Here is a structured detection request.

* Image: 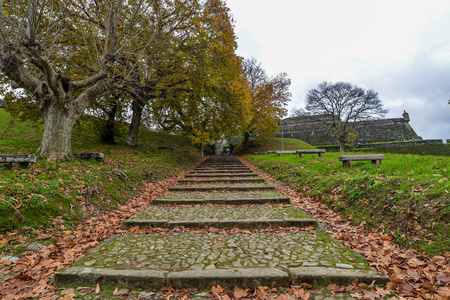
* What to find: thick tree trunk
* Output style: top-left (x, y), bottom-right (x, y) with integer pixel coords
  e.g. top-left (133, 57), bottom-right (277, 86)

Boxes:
top-left (38, 102), bottom-right (79, 161)
top-left (101, 103), bottom-right (118, 145)
top-left (243, 132), bottom-right (250, 150)
top-left (339, 140), bottom-right (346, 152)
top-left (126, 99), bottom-right (144, 146)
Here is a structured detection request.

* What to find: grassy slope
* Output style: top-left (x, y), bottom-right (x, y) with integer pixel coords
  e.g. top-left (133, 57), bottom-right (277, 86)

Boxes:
top-left (248, 152), bottom-right (449, 256)
top-left (0, 109), bottom-right (201, 233)
top-left (234, 137), bottom-right (315, 154)
top-left (358, 144), bottom-right (450, 156)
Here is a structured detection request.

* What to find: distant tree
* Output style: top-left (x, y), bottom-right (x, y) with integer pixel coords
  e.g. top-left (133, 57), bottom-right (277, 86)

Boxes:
top-left (290, 107), bottom-right (310, 117)
top-left (305, 81), bottom-right (387, 152)
top-left (242, 58), bottom-right (291, 149)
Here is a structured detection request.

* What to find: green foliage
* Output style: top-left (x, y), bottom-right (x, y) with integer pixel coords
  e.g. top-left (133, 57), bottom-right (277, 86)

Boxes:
top-left (248, 151), bottom-right (449, 256)
top-left (0, 110), bottom-right (200, 233)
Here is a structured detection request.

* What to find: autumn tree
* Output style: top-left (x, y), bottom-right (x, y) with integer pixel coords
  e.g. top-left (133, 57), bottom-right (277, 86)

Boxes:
top-left (305, 81), bottom-right (388, 152)
top-left (0, 0), bottom-right (148, 161)
top-left (242, 57), bottom-right (291, 149)
top-left (149, 0), bottom-right (251, 146)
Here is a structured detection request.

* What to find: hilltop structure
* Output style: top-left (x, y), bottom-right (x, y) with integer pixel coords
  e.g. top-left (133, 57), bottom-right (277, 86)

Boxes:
top-left (275, 111), bottom-right (421, 146)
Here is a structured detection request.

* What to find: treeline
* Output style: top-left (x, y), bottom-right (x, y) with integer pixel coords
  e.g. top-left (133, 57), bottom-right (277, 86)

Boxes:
top-left (0, 0), bottom-right (290, 161)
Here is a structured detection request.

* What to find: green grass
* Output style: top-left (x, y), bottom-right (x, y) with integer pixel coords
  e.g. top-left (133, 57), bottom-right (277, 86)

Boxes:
top-left (0, 109), bottom-right (201, 235)
top-left (248, 152), bottom-right (449, 256)
top-left (233, 137), bottom-right (315, 154)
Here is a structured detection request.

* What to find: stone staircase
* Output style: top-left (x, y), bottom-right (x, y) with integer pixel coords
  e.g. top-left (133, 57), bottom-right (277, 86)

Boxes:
top-left (54, 156), bottom-right (388, 290)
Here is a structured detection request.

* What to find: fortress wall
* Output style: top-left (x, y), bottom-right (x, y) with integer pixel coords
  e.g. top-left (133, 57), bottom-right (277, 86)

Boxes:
top-left (275, 113), bottom-right (420, 145)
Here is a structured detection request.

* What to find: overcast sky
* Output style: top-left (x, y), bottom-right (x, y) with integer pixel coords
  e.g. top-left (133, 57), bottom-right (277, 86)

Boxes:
top-left (226, 0), bottom-right (450, 141)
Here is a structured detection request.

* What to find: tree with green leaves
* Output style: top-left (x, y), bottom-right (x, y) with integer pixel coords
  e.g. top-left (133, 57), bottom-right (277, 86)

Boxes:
top-left (148, 0), bottom-right (252, 147)
top-left (0, 0), bottom-right (149, 161)
top-left (242, 57), bottom-right (291, 149)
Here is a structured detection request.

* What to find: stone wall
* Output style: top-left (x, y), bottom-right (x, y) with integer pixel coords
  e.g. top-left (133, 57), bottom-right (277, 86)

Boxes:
top-left (275, 112), bottom-right (420, 145)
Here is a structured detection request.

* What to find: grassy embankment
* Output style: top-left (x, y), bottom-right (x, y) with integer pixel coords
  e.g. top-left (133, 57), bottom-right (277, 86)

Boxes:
top-left (0, 109), bottom-right (201, 236)
top-left (233, 137), bottom-right (314, 154)
top-left (248, 152), bottom-right (449, 256)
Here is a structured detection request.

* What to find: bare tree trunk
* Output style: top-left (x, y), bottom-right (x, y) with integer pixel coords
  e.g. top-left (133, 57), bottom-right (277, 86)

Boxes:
top-left (38, 102), bottom-right (79, 161)
top-left (101, 103), bottom-right (118, 144)
top-left (339, 140), bottom-right (346, 152)
top-left (126, 99), bottom-right (145, 146)
top-left (243, 132), bottom-right (250, 150)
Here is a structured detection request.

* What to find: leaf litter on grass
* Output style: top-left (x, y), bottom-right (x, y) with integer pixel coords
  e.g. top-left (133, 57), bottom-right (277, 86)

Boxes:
top-left (240, 156), bottom-right (450, 300)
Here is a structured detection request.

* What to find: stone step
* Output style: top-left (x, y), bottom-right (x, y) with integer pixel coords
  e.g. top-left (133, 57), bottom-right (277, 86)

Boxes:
top-left (185, 173), bottom-right (258, 178)
top-left (168, 185), bottom-right (276, 192)
top-left (194, 167), bottom-right (251, 171)
top-left (122, 205), bottom-right (318, 229)
top-left (152, 197), bottom-right (291, 205)
top-left (190, 170), bottom-right (254, 174)
top-left (178, 178), bottom-right (265, 183)
top-left (55, 231), bottom-right (389, 289)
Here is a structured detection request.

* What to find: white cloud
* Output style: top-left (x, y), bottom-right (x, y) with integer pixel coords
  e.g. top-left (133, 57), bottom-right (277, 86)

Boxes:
top-left (226, 0), bottom-right (450, 139)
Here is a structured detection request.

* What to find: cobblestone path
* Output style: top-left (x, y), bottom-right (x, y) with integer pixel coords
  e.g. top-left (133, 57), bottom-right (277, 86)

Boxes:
top-left (55, 156), bottom-right (389, 296)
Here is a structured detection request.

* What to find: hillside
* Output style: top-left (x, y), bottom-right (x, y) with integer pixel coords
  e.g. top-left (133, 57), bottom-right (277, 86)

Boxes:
top-left (233, 137), bottom-right (315, 154)
top-left (0, 109), bottom-right (201, 233)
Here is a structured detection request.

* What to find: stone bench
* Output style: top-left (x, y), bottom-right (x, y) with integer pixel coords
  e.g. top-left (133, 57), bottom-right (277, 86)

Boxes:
top-left (296, 149), bottom-right (326, 158)
top-left (0, 154), bottom-right (36, 169)
top-left (276, 151), bottom-right (298, 156)
top-left (338, 154), bottom-right (385, 167)
top-left (72, 153), bottom-right (104, 161)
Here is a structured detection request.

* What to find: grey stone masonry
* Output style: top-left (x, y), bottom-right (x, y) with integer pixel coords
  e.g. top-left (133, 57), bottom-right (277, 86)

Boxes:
top-left (338, 154), bottom-right (385, 167)
top-left (0, 154), bottom-right (36, 169)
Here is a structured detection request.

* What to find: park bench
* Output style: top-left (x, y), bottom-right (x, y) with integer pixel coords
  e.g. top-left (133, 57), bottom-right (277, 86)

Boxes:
top-left (296, 149), bottom-right (326, 157)
top-left (267, 150), bottom-right (278, 154)
top-left (276, 150), bottom-right (298, 156)
top-left (0, 154), bottom-right (36, 169)
top-left (338, 154), bottom-right (385, 167)
top-left (72, 152), bottom-right (104, 161)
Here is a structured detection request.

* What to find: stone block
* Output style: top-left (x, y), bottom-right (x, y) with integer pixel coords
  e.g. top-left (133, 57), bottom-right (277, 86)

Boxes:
top-left (219, 219), bottom-right (284, 229)
top-left (166, 268), bottom-right (289, 289)
top-left (290, 267), bottom-right (390, 286)
top-left (54, 267), bottom-right (167, 289)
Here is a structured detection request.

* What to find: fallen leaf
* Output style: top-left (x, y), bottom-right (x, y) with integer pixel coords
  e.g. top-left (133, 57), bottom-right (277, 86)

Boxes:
top-left (211, 285), bottom-right (224, 297)
top-left (233, 286), bottom-right (248, 300)
top-left (95, 283), bottom-right (100, 294)
top-left (327, 284), bottom-right (345, 293)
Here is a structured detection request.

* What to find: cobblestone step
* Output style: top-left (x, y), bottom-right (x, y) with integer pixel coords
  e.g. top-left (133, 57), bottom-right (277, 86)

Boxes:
top-left (122, 205), bottom-right (318, 229)
top-left (56, 155), bottom-right (390, 292)
top-left (168, 185), bottom-right (276, 192)
top-left (190, 170), bottom-right (252, 174)
top-left (178, 178), bottom-right (265, 183)
top-left (185, 173), bottom-right (258, 178)
top-left (55, 231), bottom-right (389, 289)
top-left (152, 197), bottom-right (291, 205)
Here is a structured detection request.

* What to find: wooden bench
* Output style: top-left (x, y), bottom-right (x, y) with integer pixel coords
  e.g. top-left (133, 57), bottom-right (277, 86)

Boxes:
top-left (267, 150), bottom-right (278, 154)
top-left (73, 153), bottom-right (104, 161)
top-left (338, 154), bottom-right (385, 167)
top-left (0, 154), bottom-right (36, 169)
top-left (276, 151), bottom-right (298, 156)
top-left (296, 149), bottom-right (326, 157)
